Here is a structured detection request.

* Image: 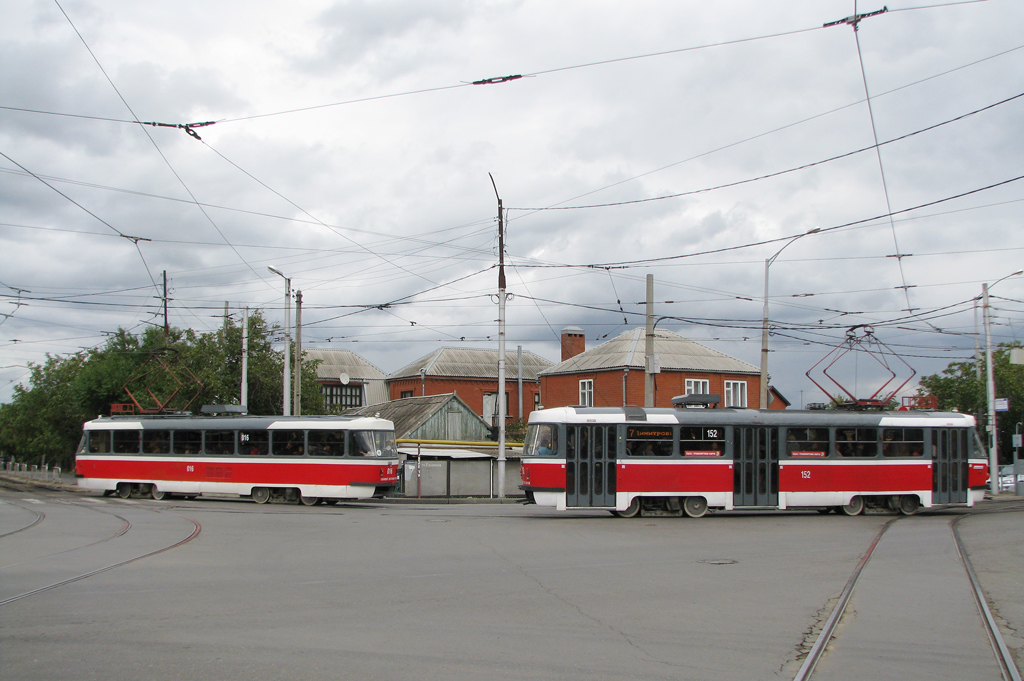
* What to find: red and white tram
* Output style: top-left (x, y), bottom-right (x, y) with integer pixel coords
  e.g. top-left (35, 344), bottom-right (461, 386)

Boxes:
top-left (519, 400), bottom-right (988, 517)
top-left (75, 413), bottom-right (399, 504)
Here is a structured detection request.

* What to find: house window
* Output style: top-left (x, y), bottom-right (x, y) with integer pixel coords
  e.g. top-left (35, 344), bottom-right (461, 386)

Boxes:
top-left (400, 390), bottom-right (414, 399)
top-left (321, 383), bottom-right (363, 409)
top-left (579, 379), bottom-right (594, 407)
top-left (685, 379), bottom-right (710, 395)
top-left (724, 381), bottom-right (747, 408)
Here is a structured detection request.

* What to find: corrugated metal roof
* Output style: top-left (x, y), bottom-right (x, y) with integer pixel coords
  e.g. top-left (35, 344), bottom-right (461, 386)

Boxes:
top-left (540, 328), bottom-right (759, 376)
top-left (345, 393), bottom-right (490, 439)
top-left (304, 348), bottom-right (386, 381)
top-left (389, 347), bottom-right (553, 380)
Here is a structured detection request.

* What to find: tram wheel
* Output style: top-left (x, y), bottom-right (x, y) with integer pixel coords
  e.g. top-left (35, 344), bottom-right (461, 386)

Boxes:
top-left (299, 495), bottom-right (320, 506)
top-left (614, 497), bottom-right (641, 518)
top-left (898, 495), bottom-right (920, 516)
top-left (683, 496), bottom-right (708, 518)
top-left (116, 483), bottom-right (133, 499)
top-left (251, 487), bottom-right (271, 504)
top-left (840, 496), bottom-right (864, 516)
top-left (150, 486), bottom-right (166, 501)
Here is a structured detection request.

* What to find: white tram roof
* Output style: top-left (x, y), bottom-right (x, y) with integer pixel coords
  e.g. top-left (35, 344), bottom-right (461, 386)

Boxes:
top-left (83, 414), bottom-right (395, 431)
top-left (527, 406), bottom-right (976, 428)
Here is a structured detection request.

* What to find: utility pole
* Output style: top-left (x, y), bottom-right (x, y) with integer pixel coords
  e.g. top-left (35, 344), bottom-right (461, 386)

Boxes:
top-left (490, 173), bottom-right (508, 499)
top-left (241, 306), bottom-right (249, 410)
top-left (645, 274), bottom-right (655, 407)
top-left (293, 290), bottom-right (302, 416)
top-left (983, 283), bottom-right (998, 495)
top-left (162, 271), bottom-right (169, 337)
top-left (268, 267), bottom-right (291, 417)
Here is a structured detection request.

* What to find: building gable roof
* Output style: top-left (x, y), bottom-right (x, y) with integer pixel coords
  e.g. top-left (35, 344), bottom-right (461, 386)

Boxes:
top-left (303, 348), bottom-right (386, 382)
top-left (540, 328), bottom-right (758, 376)
top-left (345, 393), bottom-right (488, 439)
top-left (388, 347), bottom-right (553, 381)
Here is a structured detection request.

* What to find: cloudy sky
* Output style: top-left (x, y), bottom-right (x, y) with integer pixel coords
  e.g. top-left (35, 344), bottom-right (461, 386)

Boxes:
top-left (2, 0), bottom-right (1022, 408)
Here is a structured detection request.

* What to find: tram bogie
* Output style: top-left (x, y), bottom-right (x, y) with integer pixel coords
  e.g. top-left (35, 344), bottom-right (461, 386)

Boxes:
top-left (520, 403), bottom-right (987, 517)
top-left (76, 414), bottom-right (400, 505)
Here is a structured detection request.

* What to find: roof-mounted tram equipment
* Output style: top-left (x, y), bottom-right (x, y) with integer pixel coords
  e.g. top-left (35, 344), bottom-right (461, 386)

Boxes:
top-left (75, 412), bottom-right (399, 505)
top-left (519, 402), bottom-right (987, 517)
top-left (806, 326), bottom-right (916, 410)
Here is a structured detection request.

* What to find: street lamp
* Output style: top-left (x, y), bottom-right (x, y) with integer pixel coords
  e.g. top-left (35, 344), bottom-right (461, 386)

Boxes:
top-left (983, 269), bottom-right (1023, 495)
top-left (760, 228), bottom-right (820, 409)
top-left (268, 266), bottom-right (291, 417)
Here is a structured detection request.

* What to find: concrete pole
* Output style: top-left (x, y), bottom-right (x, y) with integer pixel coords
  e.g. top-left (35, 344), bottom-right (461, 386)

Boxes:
top-left (645, 274), bottom-right (654, 408)
top-left (293, 290), bottom-right (302, 416)
top-left (983, 283), bottom-right (998, 495)
top-left (241, 306), bottom-right (249, 410)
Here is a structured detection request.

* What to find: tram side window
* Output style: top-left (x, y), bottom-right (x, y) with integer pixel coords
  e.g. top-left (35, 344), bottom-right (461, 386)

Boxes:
top-left (625, 426), bottom-right (673, 456)
top-left (238, 430), bottom-right (269, 456)
top-left (86, 430), bottom-right (112, 454)
top-left (836, 428), bottom-right (879, 457)
top-left (204, 430), bottom-right (236, 455)
top-left (786, 428), bottom-right (829, 458)
top-left (112, 430), bottom-right (141, 454)
top-left (272, 430), bottom-right (305, 456)
top-left (142, 430), bottom-right (171, 455)
top-left (679, 426), bottom-right (725, 457)
top-left (172, 430), bottom-right (202, 455)
top-left (308, 429), bottom-right (345, 457)
top-left (882, 428), bottom-right (924, 457)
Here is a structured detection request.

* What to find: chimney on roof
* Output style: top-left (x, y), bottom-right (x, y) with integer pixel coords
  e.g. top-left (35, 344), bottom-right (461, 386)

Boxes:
top-left (561, 326), bottom-right (585, 361)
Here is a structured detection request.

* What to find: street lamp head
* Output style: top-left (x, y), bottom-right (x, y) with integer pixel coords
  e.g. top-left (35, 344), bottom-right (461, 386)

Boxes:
top-left (268, 266), bottom-right (284, 278)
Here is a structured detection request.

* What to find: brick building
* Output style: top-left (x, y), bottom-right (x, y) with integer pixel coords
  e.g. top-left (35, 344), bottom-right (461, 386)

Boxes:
top-left (539, 327), bottom-right (768, 409)
top-left (387, 347), bottom-right (553, 425)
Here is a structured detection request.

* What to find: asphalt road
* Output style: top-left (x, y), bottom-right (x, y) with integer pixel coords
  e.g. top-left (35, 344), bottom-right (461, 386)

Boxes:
top-left (1, 481), bottom-right (1021, 681)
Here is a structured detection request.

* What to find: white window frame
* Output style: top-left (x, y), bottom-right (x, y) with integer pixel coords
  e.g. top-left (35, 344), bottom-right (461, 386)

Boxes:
top-left (578, 379), bottom-right (594, 407)
top-left (685, 379), bottom-right (710, 395)
top-left (724, 380), bottom-right (748, 408)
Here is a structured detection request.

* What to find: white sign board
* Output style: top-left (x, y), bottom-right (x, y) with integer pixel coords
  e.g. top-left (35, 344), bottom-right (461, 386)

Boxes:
top-left (995, 398), bottom-right (1009, 412)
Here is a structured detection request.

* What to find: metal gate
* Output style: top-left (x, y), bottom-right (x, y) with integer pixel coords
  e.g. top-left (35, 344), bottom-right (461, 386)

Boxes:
top-left (734, 427), bottom-right (779, 507)
top-left (932, 428), bottom-right (968, 504)
top-left (565, 425), bottom-right (617, 508)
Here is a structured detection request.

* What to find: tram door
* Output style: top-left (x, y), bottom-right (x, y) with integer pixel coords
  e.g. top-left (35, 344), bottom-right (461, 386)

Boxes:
top-left (565, 425), bottom-right (617, 508)
top-left (932, 428), bottom-right (968, 504)
top-left (734, 427), bottom-right (779, 507)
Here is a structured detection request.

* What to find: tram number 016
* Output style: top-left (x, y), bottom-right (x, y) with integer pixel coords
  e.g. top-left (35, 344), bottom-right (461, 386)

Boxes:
top-left (186, 465), bottom-right (195, 473)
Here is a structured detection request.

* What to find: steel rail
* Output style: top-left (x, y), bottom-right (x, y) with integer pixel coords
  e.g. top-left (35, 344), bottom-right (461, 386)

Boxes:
top-left (792, 517), bottom-right (900, 681)
top-left (0, 512), bottom-right (201, 607)
top-left (951, 513), bottom-right (1022, 681)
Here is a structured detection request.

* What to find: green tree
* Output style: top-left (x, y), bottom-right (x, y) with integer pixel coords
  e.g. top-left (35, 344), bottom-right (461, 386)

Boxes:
top-left (918, 342), bottom-right (1024, 463)
top-left (0, 309), bottom-right (327, 469)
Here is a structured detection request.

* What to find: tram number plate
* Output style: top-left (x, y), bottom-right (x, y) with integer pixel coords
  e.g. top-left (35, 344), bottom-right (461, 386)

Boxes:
top-left (186, 465), bottom-right (195, 472)
top-left (801, 470), bottom-right (811, 479)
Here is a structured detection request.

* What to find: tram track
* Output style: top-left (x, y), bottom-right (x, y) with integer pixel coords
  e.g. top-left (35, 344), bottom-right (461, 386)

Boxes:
top-left (0, 495), bottom-right (202, 608)
top-left (794, 505), bottom-right (1023, 681)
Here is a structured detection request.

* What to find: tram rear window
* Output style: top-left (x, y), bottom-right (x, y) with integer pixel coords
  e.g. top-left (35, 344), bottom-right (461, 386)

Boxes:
top-left (348, 430), bottom-right (396, 458)
top-left (523, 424), bottom-right (559, 457)
top-left (679, 426), bottom-right (724, 457)
top-left (272, 430), bottom-right (305, 456)
top-left (113, 430), bottom-right (141, 454)
top-left (882, 428), bottom-right (924, 457)
top-left (786, 428), bottom-right (829, 458)
top-left (308, 430), bottom-right (345, 457)
top-left (86, 431), bottom-right (111, 454)
top-left (836, 428), bottom-right (879, 458)
top-left (143, 430), bottom-right (170, 455)
top-left (626, 426), bottom-right (672, 457)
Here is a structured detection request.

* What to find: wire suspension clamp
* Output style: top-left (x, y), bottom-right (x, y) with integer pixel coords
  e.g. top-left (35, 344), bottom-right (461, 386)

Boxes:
top-left (824, 6), bottom-right (887, 29)
top-left (471, 74), bottom-right (523, 85)
top-left (139, 120), bottom-right (217, 140)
